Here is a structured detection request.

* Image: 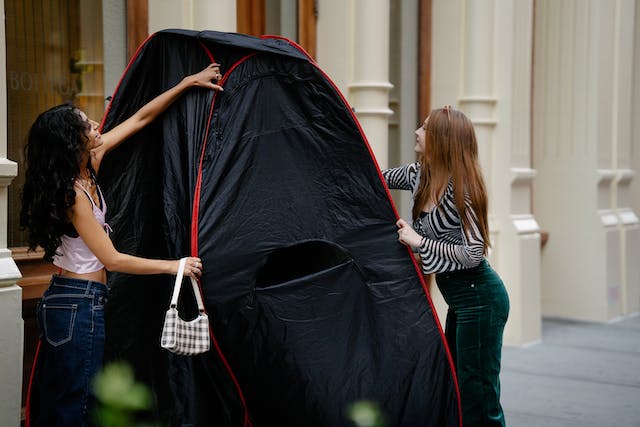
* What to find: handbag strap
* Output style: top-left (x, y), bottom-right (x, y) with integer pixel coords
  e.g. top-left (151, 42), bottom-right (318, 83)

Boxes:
top-left (170, 257), bottom-right (206, 313)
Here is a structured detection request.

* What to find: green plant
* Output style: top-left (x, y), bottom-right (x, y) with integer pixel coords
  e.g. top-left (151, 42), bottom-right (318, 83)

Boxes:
top-left (92, 361), bottom-right (158, 427)
top-left (346, 400), bottom-right (386, 427)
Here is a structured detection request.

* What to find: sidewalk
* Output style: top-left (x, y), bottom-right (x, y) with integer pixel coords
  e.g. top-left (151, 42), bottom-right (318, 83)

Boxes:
top-left (500, 314), bottom-right (640, 427)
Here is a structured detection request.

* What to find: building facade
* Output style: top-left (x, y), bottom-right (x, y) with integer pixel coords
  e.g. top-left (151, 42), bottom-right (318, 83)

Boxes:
top-left (1, 0), bottom-right (639, 425)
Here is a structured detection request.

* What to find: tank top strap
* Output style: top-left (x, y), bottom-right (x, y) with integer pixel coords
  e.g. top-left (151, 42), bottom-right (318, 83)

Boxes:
top-left (95, 183), bottom-right (107, 214)
top-left (74, 181), bottom-right (94, 204)
top-left (75, 181), bottom-right (102, 211)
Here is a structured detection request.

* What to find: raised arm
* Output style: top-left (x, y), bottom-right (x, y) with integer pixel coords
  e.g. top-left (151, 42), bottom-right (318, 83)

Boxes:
top-left (92, 63), bottom-right (223, 172)
top-left (382, 162), bottom-right (420, 191)
top-left (69, 187), bottom-right (201, 277)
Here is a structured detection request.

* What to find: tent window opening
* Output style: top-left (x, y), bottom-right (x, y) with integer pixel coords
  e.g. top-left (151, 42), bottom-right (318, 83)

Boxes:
top-left (255, 240), bottom-right (353, 288)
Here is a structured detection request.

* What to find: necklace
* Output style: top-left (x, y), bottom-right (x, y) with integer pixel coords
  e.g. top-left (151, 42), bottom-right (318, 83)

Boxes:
top-left (76, 175), bottom-right (100, 207)
top-left (77, 174), bottom-right (95, 189)
top-left (78, 178), bottom-right (95, 189)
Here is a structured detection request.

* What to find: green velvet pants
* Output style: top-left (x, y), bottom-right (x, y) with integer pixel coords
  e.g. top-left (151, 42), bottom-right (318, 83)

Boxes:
top-left (436, 259), bottom-right (509, 427)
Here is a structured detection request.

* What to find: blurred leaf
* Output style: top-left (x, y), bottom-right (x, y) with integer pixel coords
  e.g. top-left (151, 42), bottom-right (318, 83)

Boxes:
top-left (92, 407), bottom-right (131, 427)
top-left (92, 361), bottom-right (159, 427)
top-left (93, 362), bottom-right (151, 411)
top-left (346, 400), bottom-right (385, 427)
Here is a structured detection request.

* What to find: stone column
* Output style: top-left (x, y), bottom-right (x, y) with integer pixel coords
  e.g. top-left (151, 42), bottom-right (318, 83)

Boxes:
top-left (630, 1), bottom-right (640, 315)
top-left (473, 0), bottom-right (540, 345)
top-left (349, 0), bottom-right (393, 169)
top-left (149, 0), bottom-right (237, 33)
top-left (533, 0), bottom-right (639, 321)
top-left (492, 0), bottom-right (540, 345)
top-left (317, 0), bottom-right (393, 167)
top-left (0, 2), bottom-right (24, 424)
top-left (612, 1), bottom-right (640, 316)
top-left (0, 234), bottom-right (22, 427)
top-left (192, 0), bottom-right (237, 32)
top-left (433, 0), bottom-right (540, 344)
top-left (316, 0), bottom-right (351, 93)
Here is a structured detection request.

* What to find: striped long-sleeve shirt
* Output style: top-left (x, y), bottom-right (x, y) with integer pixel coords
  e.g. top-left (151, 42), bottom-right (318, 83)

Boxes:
top-left (382, 162), bottom-right (485, 274)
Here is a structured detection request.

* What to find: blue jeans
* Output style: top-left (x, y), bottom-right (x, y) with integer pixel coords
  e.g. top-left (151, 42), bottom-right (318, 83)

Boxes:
top-left (436, 259), bottom-right (509, 427)
top-left (29, 275), bottom-right (109, 427)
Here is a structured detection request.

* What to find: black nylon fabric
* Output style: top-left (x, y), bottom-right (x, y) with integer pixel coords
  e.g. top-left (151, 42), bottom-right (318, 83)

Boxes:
top-left (100, 29), bottom-right (460, 427)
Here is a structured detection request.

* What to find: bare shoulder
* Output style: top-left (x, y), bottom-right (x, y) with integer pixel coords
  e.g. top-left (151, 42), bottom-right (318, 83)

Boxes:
top-left (70, 184), bottom-right (93, 217)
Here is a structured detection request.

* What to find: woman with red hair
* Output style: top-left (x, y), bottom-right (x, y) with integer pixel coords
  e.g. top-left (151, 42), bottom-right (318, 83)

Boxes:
top-left (383, 106), bottom-right (509, 427)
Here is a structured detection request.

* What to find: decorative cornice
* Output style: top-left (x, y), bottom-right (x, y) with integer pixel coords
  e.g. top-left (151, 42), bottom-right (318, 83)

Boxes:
top-left (0, 249), bottom-right (22, 286)
top-left (353, 107), bottom-right (394, 116)
top-left (598, 209), bottom-right (620, 227)
top-left (458, 96), bottom-right (498, 105)
top-left (348, 81), bottom-right (394, 90)
top-left (596, 169), bottom-right (616, 185)
top-left (471, 118), bottom-right (497, 127)
top-left (614, 169), bottom-right (635, 186)
top-left (617, 208), bottom-right (639, 226)
top-left (510, 167), bottom-right (537, 184)
top-left (511, 214), bottom-right (541, 234)
top-left (0, 158), bottom-right (18, 187)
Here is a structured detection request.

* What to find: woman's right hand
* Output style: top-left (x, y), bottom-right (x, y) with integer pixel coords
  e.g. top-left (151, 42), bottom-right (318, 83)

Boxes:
top-left (396, 218), bottom-right (424, 249)
top-left (178, 257), bottom-right (203, 277)
top-left (188, 63), bottom-right (224, 91)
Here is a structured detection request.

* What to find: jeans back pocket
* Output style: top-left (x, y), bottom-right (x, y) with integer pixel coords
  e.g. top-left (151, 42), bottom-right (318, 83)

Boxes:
top-left (40, 303), bottom-right (78, 347)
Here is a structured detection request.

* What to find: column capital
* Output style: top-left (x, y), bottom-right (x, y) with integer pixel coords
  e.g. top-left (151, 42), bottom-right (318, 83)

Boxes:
top-left (0, 158), bottom-right (17, 187)
top-left (0, 249), bottom-right (21, 287)
top-left (348, 82), bottom-right (394, 90)
top-left (510, 167), bottom-right (537, 185)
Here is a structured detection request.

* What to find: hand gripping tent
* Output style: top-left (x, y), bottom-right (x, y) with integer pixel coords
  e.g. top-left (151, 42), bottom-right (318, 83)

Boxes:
top-left (99, 29), bottom-right (461, 427)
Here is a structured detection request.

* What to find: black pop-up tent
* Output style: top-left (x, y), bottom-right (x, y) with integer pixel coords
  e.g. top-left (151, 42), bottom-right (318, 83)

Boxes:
top-left (100, 29), bottom-right (460, 427)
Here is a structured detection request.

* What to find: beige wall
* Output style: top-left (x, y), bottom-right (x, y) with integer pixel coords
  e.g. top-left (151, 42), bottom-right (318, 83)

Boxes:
top-left (533, 0), bottom-right (640, 322)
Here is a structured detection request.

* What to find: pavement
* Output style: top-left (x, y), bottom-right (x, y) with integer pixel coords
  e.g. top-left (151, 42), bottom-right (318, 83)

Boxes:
top-left (500, 314), bottom-right (640, 427)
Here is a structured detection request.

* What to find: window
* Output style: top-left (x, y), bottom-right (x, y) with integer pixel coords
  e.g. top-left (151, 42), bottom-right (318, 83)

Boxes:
top-left (5, 0), bottom-right (105, 248)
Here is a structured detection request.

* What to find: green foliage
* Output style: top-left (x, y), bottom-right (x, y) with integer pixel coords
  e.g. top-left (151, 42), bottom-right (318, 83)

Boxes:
top-left (92, 361), bottom-right (387, 427)
top-left (92, 361), bottom-right (158, 427)
top-left (346, 400), bottom-right (386, 427)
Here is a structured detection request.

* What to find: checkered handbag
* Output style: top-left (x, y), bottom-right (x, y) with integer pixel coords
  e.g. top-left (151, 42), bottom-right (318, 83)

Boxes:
top-left (160, 257), bottom-right (210, 355)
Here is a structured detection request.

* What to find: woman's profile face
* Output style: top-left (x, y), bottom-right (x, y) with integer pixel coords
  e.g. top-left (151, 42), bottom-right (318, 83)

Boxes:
top-left (414, 117), bottom-right (428, 157)
top-left (78, 110), bottom-right (102, 151)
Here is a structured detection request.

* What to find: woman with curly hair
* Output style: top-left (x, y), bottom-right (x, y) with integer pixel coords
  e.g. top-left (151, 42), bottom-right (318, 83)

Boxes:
top-left (20, 63), bottom-right (223, 427)
top-left (383, 106), bottom-right (509, 426)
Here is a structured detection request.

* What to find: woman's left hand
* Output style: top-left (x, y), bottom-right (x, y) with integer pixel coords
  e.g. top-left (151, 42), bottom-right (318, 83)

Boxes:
top-left (182, 257), bottom-right (203, 277)
top-left (396, 218), bottom-right (423, 249)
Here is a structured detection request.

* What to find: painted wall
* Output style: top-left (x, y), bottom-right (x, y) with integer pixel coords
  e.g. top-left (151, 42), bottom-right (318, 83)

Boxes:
top-left (533, 0), bottom-right (640, 322)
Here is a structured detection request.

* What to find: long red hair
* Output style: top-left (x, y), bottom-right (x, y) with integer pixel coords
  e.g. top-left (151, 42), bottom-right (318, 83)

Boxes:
top-left (412, 107), bottom-right (491, 254)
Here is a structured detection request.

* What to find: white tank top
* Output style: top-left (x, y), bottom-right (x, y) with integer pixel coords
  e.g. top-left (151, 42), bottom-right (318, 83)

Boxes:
top-left (53, 183), bottom-right (111, 274)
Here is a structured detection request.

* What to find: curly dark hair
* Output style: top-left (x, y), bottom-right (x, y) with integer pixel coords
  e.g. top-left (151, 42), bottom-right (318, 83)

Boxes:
top-left (20, 104), bottom-right (92, 261)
